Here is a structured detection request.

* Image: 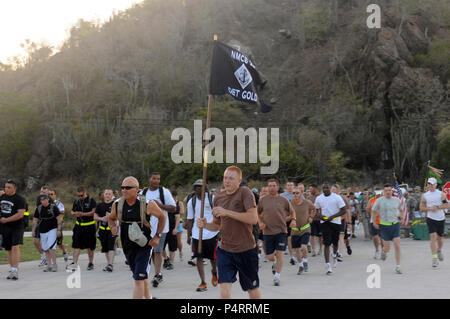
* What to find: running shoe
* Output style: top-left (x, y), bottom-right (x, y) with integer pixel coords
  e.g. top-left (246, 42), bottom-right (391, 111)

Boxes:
top-left (312, 251), bottom-right (316, 257)
top-left (179, 252), bottom-right (184, 262)
top-left (196, 283), bottom-right (208, 292)
top-left (166, 263), bottom-right (174, 270)
top-left (202, 259), bottom-right (208, 265)
top-left (395, 266), bottom-right (403, 274)
top-left (103, 264), bottom-right (113, 272)
top-left (66, 262), bottom-right (77, 272)
top-left (326, 264), bottom-right (332, 275)
top-left (263, 256), bottom-right (268, 262)
top-left (432, 258), bottom-right (439, 268)
top-left (374, 251), bottom-right (380, 260)
top-left (317, 250), bottom-right (322, 256)
top-left (303, 262), bottom-right (309, 272)
top-left (346, 246), bottom-right (352, 255)
top-left (273, 277), bottom-right (280, 286)
top-left (63, 253), bottom-right (69, 262)
top-left (290, 256), bottom-right (296, 265)
top-left (381, 251), bottom-right (387, 261)
top-left (337, 252), bottom-right (343, 262)
top-left (272, 263), bottom-right (276, 275)
top-left (152, 274), bottom-right (163, 287)
top-left (51, 264), bottom-right (58, 272)
top-left (39, 258), bottom-right (47, 268)
top-left (43, 265), bottom-right (52, 272)
top-left (211, 273), bottom-right (218, 287)
top-left (163, 258), bottom-right (170, 269)
top-left (188, 258), bottom-right (197, 266)
top-left (437, 251), bottom-right (444, 262)
top-left (87, 263), bottom-right (94, 271)
top-left (307, 243), bottom-right (312, 253)
top-left (332, 254), bottom-right (338, 268)
top-left (7, 270), bottom-right (18, 280)
top-left (297, 265), bottom-right (304, 275)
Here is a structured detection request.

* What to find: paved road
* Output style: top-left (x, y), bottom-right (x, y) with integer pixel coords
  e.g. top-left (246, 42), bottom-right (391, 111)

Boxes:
top-left (1, 228), bottom-right (450, 299)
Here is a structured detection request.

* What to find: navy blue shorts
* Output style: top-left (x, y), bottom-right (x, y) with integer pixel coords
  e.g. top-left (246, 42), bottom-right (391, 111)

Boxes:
top-left (380, 222), bottom-right (400, 241)
top-left (263, 233), bottom-right (287, 255)
top-left (216, 247), bottom-right (259, 291)
top-left (370, 223), bottom-right (380, 236)
top-left (124, 246), bottom-right (152, 281)
top-left (291, 233), bottom-right (311, 248)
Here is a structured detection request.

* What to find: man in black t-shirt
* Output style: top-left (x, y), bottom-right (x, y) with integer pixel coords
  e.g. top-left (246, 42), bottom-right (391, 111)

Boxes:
top-left (0, 180), bottom-right (27, 280)
top-left (94, 189), bottom-right (116, 272)
top-left (108, 176), bottom-right (166, 299)
top-left (32, 195), bottom-right (62, 272)
top-left (67, 186), bottom-right (97, 271)
top-left (34, 185), bottom-right (54, 267)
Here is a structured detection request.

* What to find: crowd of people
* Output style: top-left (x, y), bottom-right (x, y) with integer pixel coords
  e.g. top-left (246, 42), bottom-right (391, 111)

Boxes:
top-left (0, 169), bottom-right (448, 299)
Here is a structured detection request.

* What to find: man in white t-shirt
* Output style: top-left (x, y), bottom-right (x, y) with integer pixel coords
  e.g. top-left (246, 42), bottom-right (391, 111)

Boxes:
top-left (314, 183), bottom-right (347, 275)
top-left (140, 173), bottom-right (176, 288)
top-left (420, 177), bottom-right (449, 268)
top-left (186, 179), bottom-right (219, 292)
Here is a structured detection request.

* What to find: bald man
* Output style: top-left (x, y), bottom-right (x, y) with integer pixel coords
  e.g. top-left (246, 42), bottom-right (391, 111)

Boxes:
top-left (108, 176), bottom-right (166, 299)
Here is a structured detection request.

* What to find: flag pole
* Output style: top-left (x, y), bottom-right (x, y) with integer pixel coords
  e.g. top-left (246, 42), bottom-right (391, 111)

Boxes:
top-left (198, 34), bottom-right (217, 255)
top-left (424, 160), bottom-right (430, 191)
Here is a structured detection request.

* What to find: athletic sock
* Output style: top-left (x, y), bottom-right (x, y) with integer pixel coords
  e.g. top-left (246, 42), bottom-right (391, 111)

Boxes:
top-left (303, 258), bottom-right (308, 263)
top-left (274, 272), bottom-right (280, 279)
top-left (432, 254), bottom-right (438, 258)
top-left (11, 267), bottom-right (18, 272)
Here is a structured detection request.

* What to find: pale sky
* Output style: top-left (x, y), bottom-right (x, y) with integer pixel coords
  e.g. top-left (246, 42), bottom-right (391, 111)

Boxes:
top-left (0, 0), bottom-right (144, 64)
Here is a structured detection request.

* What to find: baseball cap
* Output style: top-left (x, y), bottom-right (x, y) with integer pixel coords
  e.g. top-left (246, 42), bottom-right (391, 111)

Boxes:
top-left (428, 177), bottom-right (437, 185)
top-left (375, 190), bottom-right (382, 196)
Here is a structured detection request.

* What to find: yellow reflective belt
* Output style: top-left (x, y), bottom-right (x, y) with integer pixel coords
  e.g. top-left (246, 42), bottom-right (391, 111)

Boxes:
top-left (99, 225), bottom-right (110, 230)
top-left (76, 220), bottom-right (96, 226)
top-left (24, 211), bottom-right (30, 216)
top-left (379, 221), bottom-right (399, 226)
top-left (323, 216), bottom-right (339, 221)
top-left (292, 223), bottom-right (311, 232)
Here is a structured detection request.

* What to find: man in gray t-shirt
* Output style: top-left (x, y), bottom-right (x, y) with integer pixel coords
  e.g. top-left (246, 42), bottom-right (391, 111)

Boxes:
top-left (372, 184), bottom-right (404, 275)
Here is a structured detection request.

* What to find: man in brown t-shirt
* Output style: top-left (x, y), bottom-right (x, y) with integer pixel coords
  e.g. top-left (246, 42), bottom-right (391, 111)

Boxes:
top-left (307, 184), bottom-right (322, 256)
top-left (196, 166), bottom-right (260, 299)
top-left (257, 179), bottom-right (296, 286)
top-left (291, 186), bottom-right (315, 275)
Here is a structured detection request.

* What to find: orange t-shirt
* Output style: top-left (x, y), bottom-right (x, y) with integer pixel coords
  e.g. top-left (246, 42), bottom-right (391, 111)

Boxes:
top-left (369, 196), bottom-right (380, 224)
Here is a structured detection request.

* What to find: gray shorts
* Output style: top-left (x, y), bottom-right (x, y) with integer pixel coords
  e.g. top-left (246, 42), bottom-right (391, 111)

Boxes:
top-left (153, 233), bottom-right (167, 253)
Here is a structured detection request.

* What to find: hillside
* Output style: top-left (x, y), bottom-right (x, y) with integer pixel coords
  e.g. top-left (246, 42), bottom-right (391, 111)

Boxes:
top-left (0, 0), bottom-right (449, 189)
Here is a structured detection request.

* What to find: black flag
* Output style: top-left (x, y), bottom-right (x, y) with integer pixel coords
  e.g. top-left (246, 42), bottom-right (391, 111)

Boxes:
top-left (209, 41), bottom-right (272, 113)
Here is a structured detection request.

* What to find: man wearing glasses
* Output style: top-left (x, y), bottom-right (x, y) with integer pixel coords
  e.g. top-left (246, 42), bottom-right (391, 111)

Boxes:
top-left (67, 186), bottom-right (97, 271)
top-left (108, 176), bottom-right (165, 299)
top-left (0, 180), bottom-right (27, 280)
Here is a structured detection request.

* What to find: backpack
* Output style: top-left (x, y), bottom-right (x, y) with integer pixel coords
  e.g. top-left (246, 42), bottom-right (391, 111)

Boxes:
top-left (190, 192), bottom-right (214, 212)
top-left (117, 197), bottom-right (151, 229)
top-left (142, 186), bottom-right (165, 205)
top-left (37, 204), bottom-right (56, 220)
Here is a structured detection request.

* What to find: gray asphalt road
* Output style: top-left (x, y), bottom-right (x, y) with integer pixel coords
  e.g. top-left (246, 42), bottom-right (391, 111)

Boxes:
top-left (1, 228), bottom-right (450, 299)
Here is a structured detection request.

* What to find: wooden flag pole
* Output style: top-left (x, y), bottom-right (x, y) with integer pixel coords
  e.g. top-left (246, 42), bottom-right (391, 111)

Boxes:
top-left (198, 34), bottom-right (217, 255)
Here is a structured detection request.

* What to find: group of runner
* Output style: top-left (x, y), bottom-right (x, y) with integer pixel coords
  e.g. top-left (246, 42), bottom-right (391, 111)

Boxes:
top-left (0, 169), bottom-right (448, 299)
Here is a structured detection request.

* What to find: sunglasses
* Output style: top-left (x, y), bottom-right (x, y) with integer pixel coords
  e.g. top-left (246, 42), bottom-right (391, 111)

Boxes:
top-left (293, 192), bottom-right (300, 195)
top-left (121, 186), bottom-right (136, 190)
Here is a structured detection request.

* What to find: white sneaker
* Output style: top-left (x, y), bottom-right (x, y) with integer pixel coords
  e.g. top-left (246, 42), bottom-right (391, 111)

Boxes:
top-left (326, 264), bottom-right (333, 275)
top-left (374, 251), bottom-right (380, 260)
top-left (332, 254), bottom-right (338, 268)
top-left (179, 252), bottom-right (184, 262)
top-left (39, 258), bottom-right (47, 267)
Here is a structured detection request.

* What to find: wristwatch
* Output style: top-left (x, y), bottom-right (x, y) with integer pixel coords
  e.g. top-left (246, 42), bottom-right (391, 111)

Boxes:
top-left (155, 233), bottom-right (162, 238)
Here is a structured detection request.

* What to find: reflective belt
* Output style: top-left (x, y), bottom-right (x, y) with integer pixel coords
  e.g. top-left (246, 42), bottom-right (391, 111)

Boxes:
top-left (76, 220), bottom-right (96, 226)
top-left (99, 225), bottom-right (110, 230)
top-left (24, 211), bottom-right (30, 216)
top-left (292, 223), bottom-right (311, 232)
top-left (379, 220), bottom-right (399, 226)
top-left (323, 216), bottom-right (339, 221)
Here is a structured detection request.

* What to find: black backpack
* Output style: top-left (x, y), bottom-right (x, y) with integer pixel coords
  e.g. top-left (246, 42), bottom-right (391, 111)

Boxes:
top-left (189, 192), bottom-right (214, 212)
top-left (142, 186), bottom-right (166, 205)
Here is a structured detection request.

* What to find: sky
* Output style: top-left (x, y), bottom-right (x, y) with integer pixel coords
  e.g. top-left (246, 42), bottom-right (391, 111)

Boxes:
top-left (0, 0), bottom-right (144, 64)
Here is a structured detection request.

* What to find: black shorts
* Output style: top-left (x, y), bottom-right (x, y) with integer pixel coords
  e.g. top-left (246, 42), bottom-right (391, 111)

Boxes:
top-left (351, 216), bottom-right (357, 225)
top-left (164, 230), bottom-right (178, 252)
top-left (72, 225), bottom-right (97, 250)
top-left (217, 247), bottom-right (259, 291)
top-left (124, 246), bottom-right (152, 281)
top-left (286, 222), bottom-right (291, 237)
top-left (321, 222), bottom-right (340, 247)
top-left (2, 224), bottom-right (24, 251)
top-left (99, 229), bottom-right (116, 253)
top-left (291, 233), bottom-right (311, 248)
top-left (426, 218), bottom-right (445, 237)
top-left (311, 220), bottom-right (322, 237)
top-left (263, 233), bottom-right (287, 255)
top-left (192, 235), bottom-right (218, 260)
